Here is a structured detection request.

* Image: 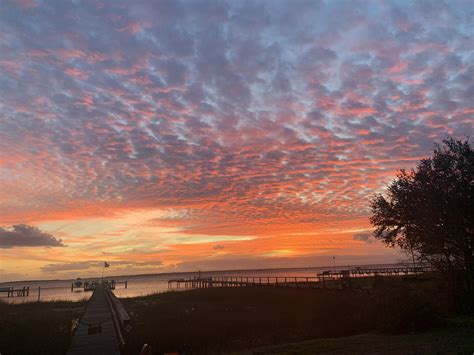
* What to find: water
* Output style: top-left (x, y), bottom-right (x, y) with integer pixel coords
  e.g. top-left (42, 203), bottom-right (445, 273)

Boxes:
top-left (0, 263), bottom-right (406, 303)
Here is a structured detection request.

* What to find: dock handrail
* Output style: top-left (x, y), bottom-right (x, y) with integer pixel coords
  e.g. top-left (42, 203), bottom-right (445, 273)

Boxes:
top-left (104, 285), bottom-right (131, 350)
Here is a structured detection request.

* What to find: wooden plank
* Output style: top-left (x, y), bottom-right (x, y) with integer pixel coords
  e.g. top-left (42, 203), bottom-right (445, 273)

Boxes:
top-left (67, 285), bottom-right (121, 355)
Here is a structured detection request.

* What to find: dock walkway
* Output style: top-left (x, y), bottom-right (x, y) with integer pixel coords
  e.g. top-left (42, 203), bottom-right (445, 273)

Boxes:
top-left (67, 284), bottom-right (128, 355)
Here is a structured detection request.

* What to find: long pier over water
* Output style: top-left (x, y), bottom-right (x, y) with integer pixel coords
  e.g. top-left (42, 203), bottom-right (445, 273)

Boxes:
top-left (168, 265), bottom-right (436, 290)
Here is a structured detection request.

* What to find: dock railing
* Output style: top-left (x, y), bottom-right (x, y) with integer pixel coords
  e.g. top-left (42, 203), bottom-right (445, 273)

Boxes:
top-left (103, 285), bottom-right (131, 350)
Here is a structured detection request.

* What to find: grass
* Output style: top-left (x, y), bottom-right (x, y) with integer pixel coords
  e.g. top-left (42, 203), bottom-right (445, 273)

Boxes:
top-left (0, 300), bottom-right (85, 355)
top-left (0, 274), bottom-right (471, 354)
top-left (121, 275), bottom-right (472, 354)
top-left (236, 316), bottom-right (474, 354)
top-left (122, 287), bottom-right (377, 354)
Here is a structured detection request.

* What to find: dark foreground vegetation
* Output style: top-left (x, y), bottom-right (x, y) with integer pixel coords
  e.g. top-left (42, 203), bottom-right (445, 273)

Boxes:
top-left (122, 274), bottom-right (474, 354)
top-left (0, 300), bottom-right (85, 354)
top-left (0, 274), bottom-right (472, 354)
top-left (242, 316), bottom-right (474, 354)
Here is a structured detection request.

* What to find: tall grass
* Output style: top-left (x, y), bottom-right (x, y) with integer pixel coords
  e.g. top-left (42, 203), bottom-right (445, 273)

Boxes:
top-left (0, 300), bottom-right (85, 354)
top-left (122, 276), bottom-right (453, 354)
top-left (0, 274), bottom-right (461, 354)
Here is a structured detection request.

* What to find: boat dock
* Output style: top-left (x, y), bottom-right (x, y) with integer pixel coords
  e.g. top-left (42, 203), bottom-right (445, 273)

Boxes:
top-left (168, 276), bottom-right (320, 289)
top-left (71, 279), bottom-right (128, 292)
top-left (0, 286), bottom-right (30, 298)
top-left (0, 279), bottom-right (129, 302)
top-left (67, 283), bottom-right (130, 355)
top-left (168, 265), bottom-right (436, 290)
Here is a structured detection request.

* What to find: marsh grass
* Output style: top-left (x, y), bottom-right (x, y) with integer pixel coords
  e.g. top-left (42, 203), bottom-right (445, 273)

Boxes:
top-left (239, 316), bottom-right (474, 354)
top-left (0, 299), bottom-right (85, 355)
top-left (123, 287), bottom-right (375, 354)
top-left (122, 275), bottom-right (457, 354)
top-left (0, 274), bottom-right (468, 354)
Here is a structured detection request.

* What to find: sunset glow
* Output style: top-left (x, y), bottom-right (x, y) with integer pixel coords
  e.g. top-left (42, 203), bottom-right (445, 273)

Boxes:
top-left (0, 0), bottom-right (472, 281)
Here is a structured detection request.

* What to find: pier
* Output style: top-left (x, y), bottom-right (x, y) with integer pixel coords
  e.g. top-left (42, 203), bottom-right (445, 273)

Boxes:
top-left (67, 283), bottom-right (130, 355)
top-left (0, 286), bottom-right (30, 298)
top-left (168, 276), bottom-right (320, 289)
top-left (71, 279), bottom-right (128, 292)
top-left (0, 279), bottom-right (129, 303)
top-left (168, 265), bottom-right (437, 290)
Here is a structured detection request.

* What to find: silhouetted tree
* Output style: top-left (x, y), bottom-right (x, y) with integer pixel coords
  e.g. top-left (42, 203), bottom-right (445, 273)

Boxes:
top-left (370, 138), bottom-right (473, 290)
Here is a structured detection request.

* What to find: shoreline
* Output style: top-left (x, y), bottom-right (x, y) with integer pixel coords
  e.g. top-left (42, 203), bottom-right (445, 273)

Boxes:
top-left (0, 262), bottom-right (411, 284)
top-left (0, 264), bottom-right (427, 304)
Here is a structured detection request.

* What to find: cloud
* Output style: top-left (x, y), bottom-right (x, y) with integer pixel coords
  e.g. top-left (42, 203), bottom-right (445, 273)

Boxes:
top-left (213, 244), bottom-right (225, 250)
top-left (172, 252), bottom-right (400, 272)
top-left (0, 0), bottom-right (472, 275)
top-left (353, 232), bottom-right (375, 244)
top-left (41, 260), bottom-right (163, 273)
top-left (0, 225), bottom-right (64, 248)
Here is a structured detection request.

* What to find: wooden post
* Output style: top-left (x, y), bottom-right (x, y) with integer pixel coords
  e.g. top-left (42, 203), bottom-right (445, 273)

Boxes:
top-left (125, 280), bottom-right (128, 289)
top-left (38, 286), bottom-right (41, 301)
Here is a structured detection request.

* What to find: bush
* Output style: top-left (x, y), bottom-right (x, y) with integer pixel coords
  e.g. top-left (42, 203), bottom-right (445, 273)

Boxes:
top-left (373, 286), bottom-right (446, 333)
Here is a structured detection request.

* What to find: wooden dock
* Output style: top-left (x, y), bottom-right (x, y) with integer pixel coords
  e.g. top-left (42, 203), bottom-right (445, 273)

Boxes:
top-left (71, 279), bottom-right (128, 292)
top-left (67, 284), bottom-right (130, 355)
top-left (168, 265), bottom-right (437, 290)
top-left (168, 276), bottom-right (320, 289)
top-left (0, 286), bottom-right (30, 297)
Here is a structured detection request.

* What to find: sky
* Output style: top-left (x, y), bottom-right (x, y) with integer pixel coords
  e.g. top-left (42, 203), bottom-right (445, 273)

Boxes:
top-left (0, 0), bottom-right (473, 281)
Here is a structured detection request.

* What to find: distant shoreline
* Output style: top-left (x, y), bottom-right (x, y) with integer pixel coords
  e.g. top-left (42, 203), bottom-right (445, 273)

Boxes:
top-left (0, 261), bottom-right (410, 285)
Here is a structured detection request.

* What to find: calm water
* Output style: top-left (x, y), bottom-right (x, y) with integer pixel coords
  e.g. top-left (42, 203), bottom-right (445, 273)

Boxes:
top-left (0, 264), bottom-right (404, 303)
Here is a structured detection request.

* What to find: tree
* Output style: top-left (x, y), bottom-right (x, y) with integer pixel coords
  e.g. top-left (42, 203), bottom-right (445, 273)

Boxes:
top-left (370, 138), bottom-right (473, 287)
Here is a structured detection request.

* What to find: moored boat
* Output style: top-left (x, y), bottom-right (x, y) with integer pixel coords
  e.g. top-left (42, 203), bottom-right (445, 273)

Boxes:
top-left (73, 278), bottom-right (83, 288)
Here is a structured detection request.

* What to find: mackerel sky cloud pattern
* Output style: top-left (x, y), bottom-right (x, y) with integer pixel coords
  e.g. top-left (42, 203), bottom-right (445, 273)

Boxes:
top-left (0, 0), bottom-right (473, 279)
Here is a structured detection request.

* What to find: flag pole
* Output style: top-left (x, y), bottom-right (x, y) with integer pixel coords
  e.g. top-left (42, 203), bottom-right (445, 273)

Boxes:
top-left (102, 261), bottom-right (110, 284)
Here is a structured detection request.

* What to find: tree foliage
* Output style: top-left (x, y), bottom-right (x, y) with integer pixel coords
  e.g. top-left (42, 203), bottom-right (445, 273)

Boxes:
top-left (370, 138), bottom-right (473, 274)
